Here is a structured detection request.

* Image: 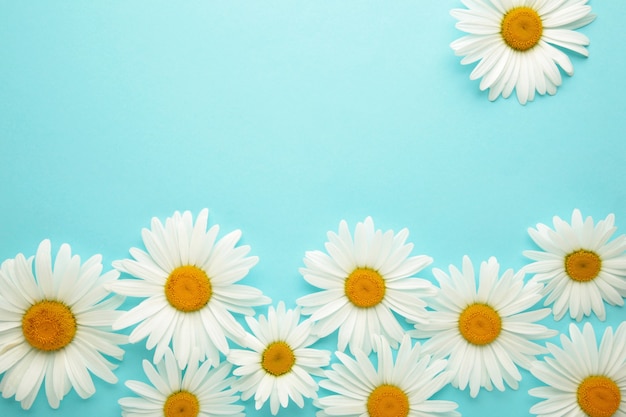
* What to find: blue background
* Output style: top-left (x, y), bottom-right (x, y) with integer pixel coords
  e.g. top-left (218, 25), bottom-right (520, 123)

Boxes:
top-left (1, 1), bottom-right (624, 416)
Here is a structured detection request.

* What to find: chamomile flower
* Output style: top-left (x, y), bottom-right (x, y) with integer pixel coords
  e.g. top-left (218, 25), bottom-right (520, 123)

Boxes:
top-left (110, 209), bottom-right (270, 369)
top-left (119, 348), bottom-right (244, 417)
top-left (227, 302), bottom-right (330, 415)
top-left (0, 239), bottom-right (126, 409)
top-left (524, 209), bottom-right (626, 321)
top-left (411, 256), bottom-right (557, 397)
top-left (296, 217), bottom-right (435, 355)
top-left (315, 334), bottom-right (460, 417)
top-left (529, 322), bottom-right (626, 417)
top-left (450, 0), bottom-right (596, 104)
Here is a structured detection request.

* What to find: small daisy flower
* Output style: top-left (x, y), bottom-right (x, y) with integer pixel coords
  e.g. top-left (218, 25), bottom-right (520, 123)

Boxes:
top-left (529, 322), bottom-right (626, 417)
top-left (450, 0), bottom-right (596, 104)
top-left (524, 209), bottom-right (626, 322)
top-left (110, 209), bottom-right (270, 369)
top-left (411, 256), bottom-right (557, 397)
top-left (227, 302), bottom-right (331, 415)
top-left (119, 348), bottom-right (244, 417)
top-left (315, 334), bottom-right (460, 417)
top-left (0, 239), bottom-right (126, 409)
top-left (296, 217), bottom-right (435, 355)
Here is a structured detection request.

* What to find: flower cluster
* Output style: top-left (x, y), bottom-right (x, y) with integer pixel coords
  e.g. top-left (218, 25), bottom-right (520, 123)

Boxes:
top-left (0, 208), bottom-right (624, 417)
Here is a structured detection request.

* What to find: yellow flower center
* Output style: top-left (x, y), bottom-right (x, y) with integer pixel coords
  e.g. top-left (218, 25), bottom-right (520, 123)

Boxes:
top-left (577, 376), bottom-right (621, 417)
top-left (565, 250), bottom-right (602, 282)
top-left (344, 268), bottom-right (386, 308)
top-left (262, 341), bottom-right (295, 376)
top-left (163, 391), bottom-right (200, 417)
top-left (367, 385), bottom-right (410, 417)
top-left (501, 7), bottom-right (543, 51)
top-left (21, 300), bottom-right (77, 351)
top-left (165, 266), bottom-right (212, 312)
top-left (458, 303), bottom-right (502, 346)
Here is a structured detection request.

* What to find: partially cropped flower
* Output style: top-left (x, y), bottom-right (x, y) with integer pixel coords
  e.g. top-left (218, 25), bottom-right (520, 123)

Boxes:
top-left (110, 209), bottom-right (270, 368)
top-left (529, 322), bottom-right (626, 417)
top-left (450, 0), bottom-right (596, 104)
top-left (0, 240), bottom-right (126, 409)
top-left (297, 217), bottom-right (435, 355)
top-left (315, 335), bottom-right (460, 417)
top-left (524, 209), bottom-right (626, 321)
top-left (227, 302), bottom-right (330, 415)
top-left (412, 256), bottom-right (557, 397)
top-left (119, 348), bottom-right (243, 417)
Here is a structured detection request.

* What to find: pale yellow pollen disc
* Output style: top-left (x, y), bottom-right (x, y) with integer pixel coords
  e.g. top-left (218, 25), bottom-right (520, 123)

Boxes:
top-left (577, 376), bottom-right (621, 417)
top-left (344, 268), bottom-right (386, 308)
top-left (262, 341), bottom-right (295, 376)
top-left (458, 303), bottom-right (502, 346)
top-left (22, 300), bottom-right (77, 351)
top-left (165, 265), bottom-right (212, 312)
top-left (163, 391), bottom-right (200, 417)
top-left (565, 250), bottom-right (602, 282)
top-left (501, 7), bottom-right (543, 51)
top-left (367, 384), bottom-right (410, 417)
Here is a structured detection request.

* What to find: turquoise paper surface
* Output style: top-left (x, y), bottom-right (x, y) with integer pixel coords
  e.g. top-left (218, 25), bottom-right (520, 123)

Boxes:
top-left (1, 1), bottom-right (625, 416)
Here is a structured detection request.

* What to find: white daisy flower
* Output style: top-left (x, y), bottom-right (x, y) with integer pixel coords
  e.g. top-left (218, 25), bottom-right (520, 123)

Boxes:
top-left (110, 209), bottom-right (270, 369)
top-left (296, 217), bottom-right (435, 355)
top-left (0, 239), bottom-right (126, 409)
top-left (529, 322), bottom-right (626, 417)
top-left (315, 334), bottom-right (460, 417)
top-left (119, 348), bottom-right (244, 417)
top-left (227, 301), bottom-right (331, 415)
top-left (450, 0), bottom-right (596, 104)
top-left (411, 256), bottom-right (557, 397)
top-left (524, 209), bottom-right (626, 322)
